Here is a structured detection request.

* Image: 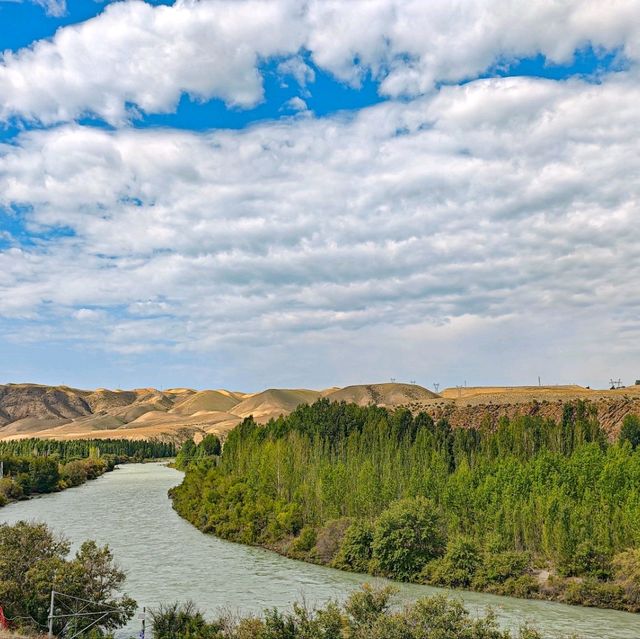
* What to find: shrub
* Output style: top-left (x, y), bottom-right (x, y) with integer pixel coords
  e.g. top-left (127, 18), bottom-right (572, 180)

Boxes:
top-left (0, 477), bottom-right (23, 501)
top-left (332, 519), bottom-right (374, 572)
top-left (371, 497), bottom-right (446, 580)
top-left (563, 579), bottom-right (626, 609)
top-left (474, 551), bottom-right (531, 587)
top-left (612, 548), bottom-right (640, 610)
top-left (422, 536), bottom-right (482, 588)
top-left (150, 601), bottom-right (219, 639)
top-left (61, 460), bottom-right (89, 487)
top-left (314, 517), bottom-right (351, 564)
top-left (559, 542), bottom-right (611, 579)
top-left (291, 526), bottom-right (317, 553)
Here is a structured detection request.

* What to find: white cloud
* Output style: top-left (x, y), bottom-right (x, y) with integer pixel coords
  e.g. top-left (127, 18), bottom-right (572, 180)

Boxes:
top-left (1, 0), bottom-right (640, 125)
top-left (0, 71), bottom-right (639, 386)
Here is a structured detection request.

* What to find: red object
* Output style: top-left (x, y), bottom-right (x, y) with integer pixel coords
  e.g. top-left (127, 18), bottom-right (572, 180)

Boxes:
top-left (0, 605), bottom-right (8, 629)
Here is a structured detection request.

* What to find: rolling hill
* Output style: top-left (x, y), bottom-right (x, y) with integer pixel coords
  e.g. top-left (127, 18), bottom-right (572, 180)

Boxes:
top-left (1, 381), bottom-right (638, 442)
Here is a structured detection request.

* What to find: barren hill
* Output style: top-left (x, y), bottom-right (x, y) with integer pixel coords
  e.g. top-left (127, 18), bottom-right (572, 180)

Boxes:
top-left (232, 389), bottom-right (323, 422)
top-left (1, 382), bottom-right (639, 442)
top-left (325, 383), bottom-right (438, 406)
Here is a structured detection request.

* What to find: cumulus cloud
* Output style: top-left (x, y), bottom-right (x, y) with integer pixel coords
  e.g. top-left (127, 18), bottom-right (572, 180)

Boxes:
top-left (1, 0), bottom-right (640, 125)
top-left (1, 70), bottom-right (639, 386)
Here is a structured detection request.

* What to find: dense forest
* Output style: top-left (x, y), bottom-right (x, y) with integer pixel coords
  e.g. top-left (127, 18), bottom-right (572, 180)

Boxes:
top-left (0, 438), bottom-right (176, 507)
top-left (0, 437), bottom-right (176, 460)
top-left (172, 400), bottom-right (640, 612)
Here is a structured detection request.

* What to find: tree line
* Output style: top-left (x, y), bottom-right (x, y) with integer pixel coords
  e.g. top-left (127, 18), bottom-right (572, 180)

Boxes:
top-left (0, 437), bottom-right (176, 460)
top-left (171, 400), bottom-right (640, 612)
top-left (0, 437), bottom-right (176, 507)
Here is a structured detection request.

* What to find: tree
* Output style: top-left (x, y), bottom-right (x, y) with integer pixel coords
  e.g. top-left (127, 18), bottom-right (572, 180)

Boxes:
top-left (0, 521), bottom-right (136, 634)
top-left (371, 497), bottom-right (446, 580)
top-left (620, 414), bottom-right (640, 449)
top-left (197, 434), bottom-right (221, 457)
top-left (176, 439), bottom-right (197, 469)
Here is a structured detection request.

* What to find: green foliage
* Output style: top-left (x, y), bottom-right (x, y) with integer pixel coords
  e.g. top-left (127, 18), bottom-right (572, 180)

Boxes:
top-left (621, 414), bottom-right (640, 449)
top-left (291, 525), bottom-right (317, 553)
top-left (176, 439), bottom-right (197, 469)
top-left (423, 536), bottom-right (483, 588)
top-left (371, 497), bottom-right (446, 580)
top-left (198, 434), bottom-right (222, 457)
top-left (149, 585), bottom-right (551, 639)
top-left (171, 398), bottom-right (640, 611)
top-left (150, 601), bottom-right (219, 639)
top-left (332, 519), bottom-right (374, 572)
top-left (0, 437), bottom-right (176, 460)
top-left (0, 521), bottom-right (136, 634)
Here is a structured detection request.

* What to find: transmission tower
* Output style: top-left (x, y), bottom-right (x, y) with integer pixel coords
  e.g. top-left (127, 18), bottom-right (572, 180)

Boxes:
top-left (433, 382), bottom-right (440, 393)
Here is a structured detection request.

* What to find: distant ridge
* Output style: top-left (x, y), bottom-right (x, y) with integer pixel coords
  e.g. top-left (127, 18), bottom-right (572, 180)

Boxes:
top-left (1, 382), bottom-right (638, 442)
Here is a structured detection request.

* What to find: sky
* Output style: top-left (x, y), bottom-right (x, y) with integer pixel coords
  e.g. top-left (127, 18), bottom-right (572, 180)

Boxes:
top-left (0, 0), bottom-right (639, 392)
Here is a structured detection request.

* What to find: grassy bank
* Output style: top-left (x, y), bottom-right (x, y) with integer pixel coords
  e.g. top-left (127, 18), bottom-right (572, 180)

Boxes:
top-left (171, 399), bottom-right (640, 613)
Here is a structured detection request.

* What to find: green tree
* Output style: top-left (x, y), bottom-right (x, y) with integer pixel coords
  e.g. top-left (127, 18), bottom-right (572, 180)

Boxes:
top-left (620, 414), bottom-right (640, 449)
top-left (0, 521), bottom-right (136, 634)
top-left (371, 497), bottom-right (446, 579)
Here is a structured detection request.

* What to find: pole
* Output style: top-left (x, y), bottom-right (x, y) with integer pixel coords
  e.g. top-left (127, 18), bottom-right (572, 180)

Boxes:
top-left (48, 590), bottom-right (55, 638)
top-left (140, 606), bottom-right (146, 639)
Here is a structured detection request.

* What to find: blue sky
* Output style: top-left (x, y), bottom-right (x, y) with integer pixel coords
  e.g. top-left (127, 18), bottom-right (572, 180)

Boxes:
top-left (0, 0), bottom-right (639, 391)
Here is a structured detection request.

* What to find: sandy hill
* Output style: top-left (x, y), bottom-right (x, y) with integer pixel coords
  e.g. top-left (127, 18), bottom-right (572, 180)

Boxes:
top-left (231, 389), bottom-right (323, 422)
top-left (1, 382), bottom-right (639, 442)
top-left (171, 390), bottom-right (240, 414)
top-left (325, 383), bottom-right (439, 407)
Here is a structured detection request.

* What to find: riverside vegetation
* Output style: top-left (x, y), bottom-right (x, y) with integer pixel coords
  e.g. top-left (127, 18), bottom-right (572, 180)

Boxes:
top-left (171, 400), bottom-right (640, 612)
top-left (0, 521), bottom-right (563, 639)
top-left (0, 438), bottom-right (176, 507)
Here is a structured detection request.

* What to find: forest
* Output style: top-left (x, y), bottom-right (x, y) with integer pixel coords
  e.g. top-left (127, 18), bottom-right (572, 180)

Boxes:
top-left (172, 400), bottom-right (640, 612)
top-left (0, 438), bottom-right (176, 507)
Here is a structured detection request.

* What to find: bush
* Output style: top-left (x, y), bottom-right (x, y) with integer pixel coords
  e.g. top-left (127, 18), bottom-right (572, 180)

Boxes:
top-left (150, 601), bottom-right (220, 639)
top-left (474, 551), bottom-right (531, 587)
top-left (61, 460), bottom-right (89, 487)
top-left (563, 579), bottom-right (626, 609)
top-left (423, 536), bottom-right (482, 588)
top-left (559, 542), bottom-right (612, 579)
top-left (371, 497), bottom-right (446, 580)
top-left (612, 548), bottom-right (640, 610)
top-left (333, 519), bottom-right (374, 572)
top-left (0, 477), bottom-right (23, 501)
top-left (291, 526), bottom-right (317, 553)
top-left (314, 517), bottom-right (351, 564)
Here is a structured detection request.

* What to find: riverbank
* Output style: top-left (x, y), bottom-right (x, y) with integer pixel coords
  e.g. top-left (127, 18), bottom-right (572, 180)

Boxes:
top-left (0, 455), bottom-right (114, 509)
top-left (169, 402), bottom-right (640, 616)
top-left (172, 493), bottom-right (640, 615)
top-left (3, 462), bottom-right (639, 639)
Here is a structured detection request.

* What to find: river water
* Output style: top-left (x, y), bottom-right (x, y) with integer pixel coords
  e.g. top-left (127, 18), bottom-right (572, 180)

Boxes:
top-left (0, 463), bottom-right (638, 638)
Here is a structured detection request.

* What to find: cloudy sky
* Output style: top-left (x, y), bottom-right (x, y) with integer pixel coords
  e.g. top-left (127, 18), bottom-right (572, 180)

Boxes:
top-left (0, 0), bottom-right (639, 391)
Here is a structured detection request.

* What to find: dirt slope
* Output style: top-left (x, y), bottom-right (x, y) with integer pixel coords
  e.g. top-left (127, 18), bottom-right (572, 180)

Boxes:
top-left (325, 383), bottom-right (439, 407)
top-left (231, 389), bottom-right (323, 422)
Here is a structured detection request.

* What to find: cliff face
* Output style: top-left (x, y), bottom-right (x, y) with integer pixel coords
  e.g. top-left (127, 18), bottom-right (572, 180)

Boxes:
top-left (409, 397), bottom-right (640, 438)
top-left (407, 386), bottom-right (640, 438)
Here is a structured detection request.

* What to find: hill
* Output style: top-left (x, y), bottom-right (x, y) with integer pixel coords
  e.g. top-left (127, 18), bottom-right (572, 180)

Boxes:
top-left (1, 382), bottom-right (639, 442)
top-left (325, 383), bottom-right (439, 406)
top-left (231, 389), bottom-right (322, 422)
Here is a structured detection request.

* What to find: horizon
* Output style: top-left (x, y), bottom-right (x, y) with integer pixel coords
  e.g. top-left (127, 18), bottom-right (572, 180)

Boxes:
top-left (1, 1), bottom-right (639, 391)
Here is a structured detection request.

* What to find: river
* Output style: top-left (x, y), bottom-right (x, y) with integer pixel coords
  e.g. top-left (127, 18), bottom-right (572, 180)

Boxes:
top-left (0, 462), bottom-right (638, 638)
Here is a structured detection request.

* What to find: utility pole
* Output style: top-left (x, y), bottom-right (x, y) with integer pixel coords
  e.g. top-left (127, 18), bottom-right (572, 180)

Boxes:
top-left (48, 590), bottom-right (55, 638)
top-left (140, 606), bottom-right (146, 639)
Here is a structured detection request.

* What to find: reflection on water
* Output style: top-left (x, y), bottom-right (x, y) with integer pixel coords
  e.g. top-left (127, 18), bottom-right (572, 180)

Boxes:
top-left (1, 463), bottom-right (638, 638)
